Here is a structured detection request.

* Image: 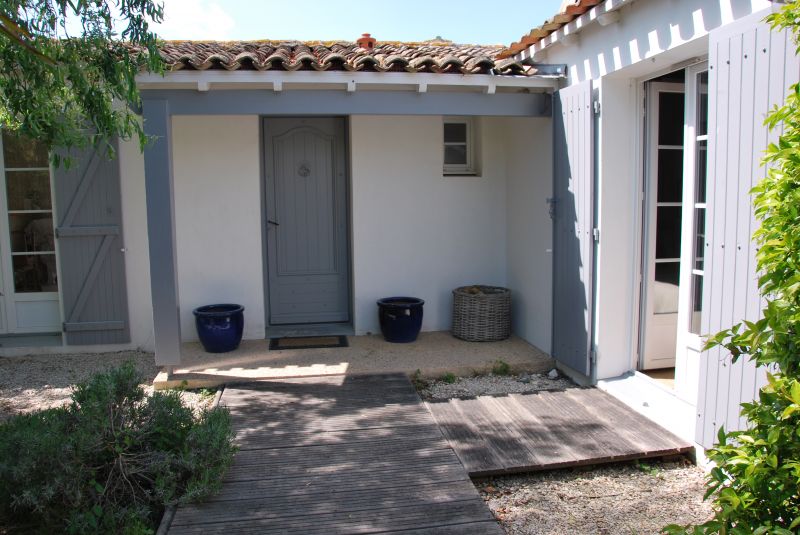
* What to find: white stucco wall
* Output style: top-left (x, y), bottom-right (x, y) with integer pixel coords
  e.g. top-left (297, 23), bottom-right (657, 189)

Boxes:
top-left (505, 117), bottom-right (553, 353)
top-left (524, 0), bottom-right (773, 383)
top-left (350, 116), bottom-right (509, 335)
top-left (537, 0), bottom-right (772, 86)
top-left (172, 116), bottom-right (265, 342)
top-left (117, 113), bottom-right (554, 353)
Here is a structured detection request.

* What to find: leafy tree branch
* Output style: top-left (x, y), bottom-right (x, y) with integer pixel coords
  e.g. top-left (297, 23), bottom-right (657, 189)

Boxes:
top-left (0, 0), bottom-right (165, 160)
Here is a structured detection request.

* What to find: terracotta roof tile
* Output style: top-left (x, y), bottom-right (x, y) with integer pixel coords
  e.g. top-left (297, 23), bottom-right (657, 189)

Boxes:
top-left (154, 40), bottom-right (534, 76)
top-left (499, 0), bottom-right (604, 59)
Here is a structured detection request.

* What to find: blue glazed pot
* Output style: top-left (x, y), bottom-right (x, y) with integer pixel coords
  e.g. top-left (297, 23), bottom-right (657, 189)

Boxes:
top-left (377, 297), bottom-right (424, 343)
top-left (193, 304), bottom-right (244, 353)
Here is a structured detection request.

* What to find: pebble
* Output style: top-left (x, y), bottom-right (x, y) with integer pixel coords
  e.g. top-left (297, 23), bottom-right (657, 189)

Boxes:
top-left (419, 371), bottom-right (575, 400)
top-left (547, 369), bottom-right (559, 379)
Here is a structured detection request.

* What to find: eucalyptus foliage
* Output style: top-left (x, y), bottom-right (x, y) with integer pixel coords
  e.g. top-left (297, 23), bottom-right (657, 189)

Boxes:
top-left (0, 0), bottom-right (164, 160)
top-left (665, 3), bottom-right (800, 534)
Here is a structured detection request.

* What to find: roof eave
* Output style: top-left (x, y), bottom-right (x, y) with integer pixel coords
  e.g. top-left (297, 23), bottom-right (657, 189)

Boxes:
top-left (136, 70), bottom-right (561, 93)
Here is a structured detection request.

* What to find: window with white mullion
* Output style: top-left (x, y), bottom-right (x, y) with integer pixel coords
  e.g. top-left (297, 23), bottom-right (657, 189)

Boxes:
top-left (443, 117), bottom-right (477, 175)
top-left (1, 129), bottom-right (59, 294)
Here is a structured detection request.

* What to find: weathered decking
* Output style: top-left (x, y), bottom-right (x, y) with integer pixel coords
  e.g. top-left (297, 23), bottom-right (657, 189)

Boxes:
top-left (426, 387), bottom-right (693, 476)
top-left (168, 373), bottom-right (502, 534)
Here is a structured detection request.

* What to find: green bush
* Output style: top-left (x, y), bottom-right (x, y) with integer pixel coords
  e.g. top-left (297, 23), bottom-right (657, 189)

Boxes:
top-left (0, 362), bottom-right (236, 534)
top-left (665, 4), bottom-right (800, 534)
top-left (491, 359), bottom-right (511, 376)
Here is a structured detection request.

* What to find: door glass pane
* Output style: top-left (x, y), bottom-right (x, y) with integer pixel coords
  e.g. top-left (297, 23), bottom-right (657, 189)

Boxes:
top-left (2, 131), bottom-right (49, 168)
top-left (9, 214), bottom-right (54, 253)
top-left (696, 72), bottom-right (709, 137)
top-left (695, 141), bottom-right (707, 203)
top-left (655, 206), bottom-right (682, 259)
top-left (654, 262), bottom-right (680, 314)
top-left (658, 92), bottom-right (685, 145)
top-left (657, 149), bottom-right (684, 202)
top-left (6, 171), bottom-right (52, 210)
top-left (690, 274), bottom-right (703, 333)
top-left (13, 254), bottom-right (57, 293)
top-left (444, 123), bottom-right (467, 143)
top-left (694, 208), bottom-right (705, 271)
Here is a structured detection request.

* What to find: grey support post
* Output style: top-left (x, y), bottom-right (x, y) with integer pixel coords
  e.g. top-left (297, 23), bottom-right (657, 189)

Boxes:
top-left (142, 99), bottom-right (182, 366)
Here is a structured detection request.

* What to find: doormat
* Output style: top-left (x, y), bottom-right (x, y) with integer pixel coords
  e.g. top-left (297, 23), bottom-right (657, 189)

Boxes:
top-left (269, 335), bottom-right (349, 350)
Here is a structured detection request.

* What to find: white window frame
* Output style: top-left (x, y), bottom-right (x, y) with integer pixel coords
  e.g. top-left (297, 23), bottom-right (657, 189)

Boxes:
top-left (443, 117), bottom-right (478, 176)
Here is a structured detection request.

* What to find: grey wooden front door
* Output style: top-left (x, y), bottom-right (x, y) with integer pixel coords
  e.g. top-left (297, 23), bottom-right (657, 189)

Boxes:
top-left (263, 117), bottom-right (350, 325)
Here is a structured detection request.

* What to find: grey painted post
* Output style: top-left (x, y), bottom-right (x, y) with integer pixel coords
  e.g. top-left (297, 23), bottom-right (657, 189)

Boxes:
top-left (142, 99), bottom-right (182, 366)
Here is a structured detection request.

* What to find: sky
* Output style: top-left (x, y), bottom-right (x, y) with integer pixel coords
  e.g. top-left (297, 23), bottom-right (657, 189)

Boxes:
top-left (150, 0), bottom-right (564, 45)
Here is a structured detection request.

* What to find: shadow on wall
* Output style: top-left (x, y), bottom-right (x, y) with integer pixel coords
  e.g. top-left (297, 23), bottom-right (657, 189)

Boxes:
top-left (559, 0), bottom-right (767, 82)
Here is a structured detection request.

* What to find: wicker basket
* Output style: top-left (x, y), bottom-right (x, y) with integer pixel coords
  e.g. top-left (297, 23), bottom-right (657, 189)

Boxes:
top-left (451, 285), bottom-right (511, 342)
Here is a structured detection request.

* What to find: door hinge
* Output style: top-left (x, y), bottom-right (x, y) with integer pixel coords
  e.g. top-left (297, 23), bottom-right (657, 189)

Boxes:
top-left (593, 100), bottom-right (601, 115)
top-left (590, 348), bottom-right (597, 365)
top-left (592, 228), bottom-right (600, 242)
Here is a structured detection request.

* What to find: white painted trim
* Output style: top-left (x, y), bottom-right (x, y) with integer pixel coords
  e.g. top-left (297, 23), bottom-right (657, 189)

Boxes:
top-left (518, 0), bottom-right (636, 60)
top-left (137, 70), bottom-right (559, 92)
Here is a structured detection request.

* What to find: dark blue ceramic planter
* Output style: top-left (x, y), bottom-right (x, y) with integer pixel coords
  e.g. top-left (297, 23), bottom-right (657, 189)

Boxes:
top-left (193, 304), bottom-right (244, 353)
top-left (377, 297), bottom-right (424, 343)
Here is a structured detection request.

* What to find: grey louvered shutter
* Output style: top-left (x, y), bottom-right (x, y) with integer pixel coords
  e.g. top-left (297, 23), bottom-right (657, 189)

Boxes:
top-left (53, 140), bottom-right (130, 345)
top-left (552, 79), bottom-right (595, 376)
top-left (695, 8), bottom-right (799, 447)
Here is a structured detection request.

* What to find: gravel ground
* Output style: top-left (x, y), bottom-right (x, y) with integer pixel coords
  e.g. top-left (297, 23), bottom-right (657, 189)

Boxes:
top-left (0, 351), bottom-right (215, 421)
top-left (417, 371), bottom-right (713, 534)
top-left (478, 459), bottom-right (713, 534)
top-left (419, 370), bottom-right (575, 400)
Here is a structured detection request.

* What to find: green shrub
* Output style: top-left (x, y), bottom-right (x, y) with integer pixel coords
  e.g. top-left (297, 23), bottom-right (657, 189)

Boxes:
top-left (491, 359), bottom-right (511, 376)
top-left (439, 372), bottom-right (457, 384)
top-left (665, 4), bottom-right (800, 534)
top-left (0, 362), bottom-right (236, 534)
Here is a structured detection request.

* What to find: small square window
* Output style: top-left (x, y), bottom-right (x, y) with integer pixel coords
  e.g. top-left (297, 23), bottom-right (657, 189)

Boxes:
top-left (443, 117), bottom-right (478, 175)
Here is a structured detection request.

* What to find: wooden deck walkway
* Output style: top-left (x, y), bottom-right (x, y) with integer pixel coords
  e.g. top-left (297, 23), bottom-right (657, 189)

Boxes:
top-left (426, 387), bottom-right (693, 476)
top-left (168, 373), bottom-right (502, 534)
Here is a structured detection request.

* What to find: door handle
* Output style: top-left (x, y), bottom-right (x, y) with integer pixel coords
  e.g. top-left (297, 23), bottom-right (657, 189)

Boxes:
top-left (267, 220), bottom-right (280, 227)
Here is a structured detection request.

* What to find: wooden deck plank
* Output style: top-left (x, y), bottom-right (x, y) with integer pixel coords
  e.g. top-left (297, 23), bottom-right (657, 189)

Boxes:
top-left (170, 501), bottom-right (499, 534)
top-left (168, 374), bottom-right (499, 533)
top-left (426, 386), bottom-right (694, 476)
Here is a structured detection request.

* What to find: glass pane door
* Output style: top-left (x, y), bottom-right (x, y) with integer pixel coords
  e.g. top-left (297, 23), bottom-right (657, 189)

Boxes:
top-left (0, 130), bottom-right (61, 334)
top-left (688, 71), bottom-right (709, 335)
top-left (2, 132), bottom-right (58, 294)
top-left (641, 80), bottom-right (685, 371)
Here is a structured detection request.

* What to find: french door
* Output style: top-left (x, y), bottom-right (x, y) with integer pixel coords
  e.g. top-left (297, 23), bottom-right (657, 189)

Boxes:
top-left (641, 81), bottom-right (685, 370)
top-left (0, 131), bottom-right (61, 334)
top-left (675, 64), bottom-right (709, 369)
top-left (640, 63), bottom-right (709, 376)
